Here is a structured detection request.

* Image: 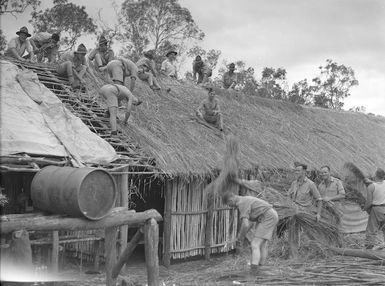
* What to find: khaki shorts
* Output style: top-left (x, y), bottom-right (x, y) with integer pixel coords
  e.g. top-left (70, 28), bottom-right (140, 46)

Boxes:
top-left (247, 208), bottom-right (279, 241)
top-left (100, 85), bottom-right (119, 108)
top-left (106, 60), bottom-right (133, 83)
top-left (203, 113), bottom-right (220, 124)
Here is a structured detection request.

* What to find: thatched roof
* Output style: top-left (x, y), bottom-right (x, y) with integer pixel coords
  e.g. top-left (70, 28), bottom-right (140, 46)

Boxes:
top-left (120, 77), bottom-right (385, 178)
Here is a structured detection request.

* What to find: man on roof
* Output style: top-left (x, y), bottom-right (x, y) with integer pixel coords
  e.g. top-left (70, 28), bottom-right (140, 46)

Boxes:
top-left (57, 43), bottom-right (89, 89)
top-left (364, 168), bottom-right (385, 249)
top-left (136, 50), bottom-right (161, 90)
top-left (161, 50), bottom-right (178, 79)
top-left (99, 84), bottom-right (140, 136)
top-left (29, 32), bottom-right (60, 63)
top-left (88, 35), bottom-right (115, 72)
top-left (103, 57), bottom-right (138, 92)
top-left (5, 26), bottom-right (34, 61)
top-left (223, 190), bottom-right (278, 274)
top-left (192, 55), bottom-right (212, 84)
top-left (196, 87), bottom-right (224, 131)
top-left (222, 62), bottom-right (238, 89)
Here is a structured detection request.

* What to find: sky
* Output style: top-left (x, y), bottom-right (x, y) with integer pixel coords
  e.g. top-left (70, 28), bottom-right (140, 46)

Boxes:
top-left (1, 0), bottom-right (384, 115)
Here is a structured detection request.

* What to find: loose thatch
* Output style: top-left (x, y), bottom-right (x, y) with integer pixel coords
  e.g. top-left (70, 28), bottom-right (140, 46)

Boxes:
top-left (108, 76), bottom-right (385, 178)
top-left (342, 162), bottom-right (369, 207)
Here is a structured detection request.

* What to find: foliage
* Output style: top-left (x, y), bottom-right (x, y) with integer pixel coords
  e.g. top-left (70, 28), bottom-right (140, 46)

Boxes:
top-left (349, 106), bottom-right (366, 113)
top-left (29, 0), bottom-right (97, 50)
top-left (257, 67), bottom-right (288, 100)
top-left (119, 0), bottom-right (204, 57)
top-left (0, 0), bottom-right (40, 15)
top-left (187, 45), bottom-right (221, 70)
top-left (287, 79), bottom-right (312, 105)
top-left (311, 59), bottom-right (358, 110)
top-left (0, 29), bottom-right (7, 52)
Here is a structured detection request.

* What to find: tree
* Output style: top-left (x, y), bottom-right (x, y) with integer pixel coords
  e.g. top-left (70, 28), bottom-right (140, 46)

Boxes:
top-left (119, 0), bottom-right (204, 56)
top-left (287, 79), bottom-right (312, 105)
top-left (257, 67), bottom-right (288, 100)
top-left (29, 0), bottom-right (97, 50)
top-left (311, 59), bottom-right (358, 109)
top-left (0, 0), bottom-right (40, 16)
top-left (0, 29), bottom-right (6, 52)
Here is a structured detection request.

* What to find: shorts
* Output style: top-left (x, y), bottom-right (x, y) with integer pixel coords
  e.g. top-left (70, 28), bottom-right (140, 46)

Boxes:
top-left (247, 208), bottom-right (278, 241)
top-left (203, 113), bottom-right (220, 124)
top-left (100, 85), bottom-right (119, 108)
top-left (106, 60), bottom-right (133, 83)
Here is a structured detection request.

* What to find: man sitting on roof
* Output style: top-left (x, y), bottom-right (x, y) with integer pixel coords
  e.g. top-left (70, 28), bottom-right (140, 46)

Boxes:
top-left (57, 44), bottom-right (89, 89)
top-left (161, 51), bottom-right (178, 79)
top-left (103, 57), bottom-right (138, 92)
top-left (99, 84), bottom-right (140, 136)
top-left (222, 62), bottom-right (238, 89)
top-left (192, 55), bottom-right (212, 84)
top-left (364, 168), bottom-right (385, 249)
top-left (4, 26), bottom-right (34, 61)
top-left (88, 35), bottom-right (115, 72)
top-left (30, 32), bottom-right (60, 63)
top-left (136, 50), bottom-right (161, 90)
top-left (196, 87), bottom-right (224, 131)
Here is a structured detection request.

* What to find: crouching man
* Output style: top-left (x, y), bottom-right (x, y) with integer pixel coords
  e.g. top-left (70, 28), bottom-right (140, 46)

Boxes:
top-left (99, 84), bottom-right (139, 136)
top-left (222, 190), bottom-right (278, 274)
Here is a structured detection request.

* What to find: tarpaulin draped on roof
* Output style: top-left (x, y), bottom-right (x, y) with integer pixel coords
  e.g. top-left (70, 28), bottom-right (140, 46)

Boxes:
top-left (0, 60), bottom-right (117, 165)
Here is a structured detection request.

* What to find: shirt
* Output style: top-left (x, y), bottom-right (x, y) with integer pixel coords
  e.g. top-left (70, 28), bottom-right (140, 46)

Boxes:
top-left (60, 51), bottom-right (86, 69)
top-left (5, 37), bottom-right (33, 57)
top-left (289, 177), bottom-right (321, 207)
top-left (198, 98), bottom-right (220, 116)
top-left (161, 58), bottom-right (178, 78)
top-left (88, 47), bottom-right (115, 66)
top-left (318, 177), bottom-right (345, 199)
top-left (136, 57), bottom-right (156, 75)
top-left (223, 71), bottom-right (238, 89)
top-left (372, 181), bottom-right (385, 205)
top-left (118, 58), bottom-right (138, 79)
top-left (236, 196), bottom-right (272, 222)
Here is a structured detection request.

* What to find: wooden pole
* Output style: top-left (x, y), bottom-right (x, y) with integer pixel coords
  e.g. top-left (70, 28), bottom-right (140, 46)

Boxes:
top-left (163, 180), bottom-right (172, 267)
top-left (112, 227), bottom-right (143, 279)
top-left (120, 168), bottom-right (129, 256)
top-left (105, 226), bottom-right (117, 286)
top-left (1, 208), bottom-right (162, 233)
top-left (330, 247), bottom-right (385, 260)
top-left (205, 194), bottom-right (214, 260)
top-left (51, 230), bottom-right (59, 273)
top-left (144, 218), bottom-right (159, 286)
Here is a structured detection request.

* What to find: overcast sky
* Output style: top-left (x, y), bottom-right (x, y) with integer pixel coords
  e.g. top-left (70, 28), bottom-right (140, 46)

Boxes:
top-left (1, 0), bottom-right (384, 115)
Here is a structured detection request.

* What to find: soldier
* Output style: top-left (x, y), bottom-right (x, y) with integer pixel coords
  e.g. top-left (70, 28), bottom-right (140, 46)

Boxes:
top-left (30, 32), bottom-right (60, 63)
top-left (222, 62), bottom-right (238, 89)
top-left (136, 50), bottom-right (161, 90)
top-left (88, 35), bottom-right (115, 72)
top-left (5, 26), bottom-right (34, 61)
top-left (161, 51), bottom-right (178, 79)
top-left (196, 88), bottom-right (223, 131)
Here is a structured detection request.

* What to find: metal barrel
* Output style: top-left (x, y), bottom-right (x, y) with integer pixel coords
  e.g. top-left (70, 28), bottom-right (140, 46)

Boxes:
top-left (31, 166), bottom-right (116, 220)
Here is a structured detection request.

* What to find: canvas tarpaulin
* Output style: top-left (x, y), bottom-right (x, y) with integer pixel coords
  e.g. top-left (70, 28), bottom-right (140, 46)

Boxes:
top-left (0, 60), bottom-right (117, 164)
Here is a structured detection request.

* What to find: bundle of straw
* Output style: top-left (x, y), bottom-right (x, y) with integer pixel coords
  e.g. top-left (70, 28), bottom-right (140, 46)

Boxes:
top-left (342, 162), bottom-right (368, 207)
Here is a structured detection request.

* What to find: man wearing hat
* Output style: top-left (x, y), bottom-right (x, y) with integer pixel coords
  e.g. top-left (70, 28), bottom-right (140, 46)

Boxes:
top-left (196, 87), bottom-right (224, 131)
top-left (136, 50), bottom-right (161, 90)
top-left (30, 32), bottom-right (60, 63)
top-left (104, 57), bottom-right (139, 92)
top-left (222, 63), bottom-right (238, 89)
top-left (88, 35), bottom-right (115, 72)
top-left (161, 51), bottom-right (178, 79)
top-left (57, 43), bottom-right (89, 89)
top-left (5, 26), bottom-right (34, 61)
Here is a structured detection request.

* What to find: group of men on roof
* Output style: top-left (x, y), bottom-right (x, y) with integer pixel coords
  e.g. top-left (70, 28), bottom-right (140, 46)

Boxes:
top-left (223, 163), bottom-right (385, 274)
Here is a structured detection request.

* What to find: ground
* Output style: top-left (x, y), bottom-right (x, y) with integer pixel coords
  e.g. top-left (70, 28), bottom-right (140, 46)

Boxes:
top-left (53, 233), bottom-right (385, 286)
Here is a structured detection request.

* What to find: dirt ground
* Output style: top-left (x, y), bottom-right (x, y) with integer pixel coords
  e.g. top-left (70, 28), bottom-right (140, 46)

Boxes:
top-left (52, 233), bottom-right (385, 286)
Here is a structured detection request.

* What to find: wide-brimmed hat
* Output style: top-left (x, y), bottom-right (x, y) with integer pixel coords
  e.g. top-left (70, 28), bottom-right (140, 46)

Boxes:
top-left (144, 50), bottom-right (155, 59)
top-left (166, 50), bottom-right (177, 57)
top-left (51, 33), bottom-right (60, 42)
top-left (228, 62), bottom-right (236, 69)
top-left (74, 43), bottom-right (87, 54)
top-left (99, 35), bottom-right (108, 46)
top-left (16, 26), bottom-right (31, 37)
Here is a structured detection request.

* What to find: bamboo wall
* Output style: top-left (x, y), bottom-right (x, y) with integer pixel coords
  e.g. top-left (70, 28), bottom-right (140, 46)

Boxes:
top-left (166, 178), bottom-right (238, 260)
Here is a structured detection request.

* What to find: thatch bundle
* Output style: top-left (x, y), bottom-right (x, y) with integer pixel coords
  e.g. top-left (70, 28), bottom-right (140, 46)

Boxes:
top-left (342, 162), bottom-right (368, 208)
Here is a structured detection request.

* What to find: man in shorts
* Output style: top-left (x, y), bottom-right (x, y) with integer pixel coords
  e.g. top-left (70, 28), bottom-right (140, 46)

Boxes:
top-left (103, 57), bottom-right (138, 92)
top-left (99, 84), bottom-right (140, 136)
top-left (223, 189), bottom-right (278, 274)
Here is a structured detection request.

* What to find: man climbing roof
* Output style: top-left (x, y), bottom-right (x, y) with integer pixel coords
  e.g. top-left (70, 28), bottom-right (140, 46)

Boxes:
top-left (5, 26), bottom-right (34, 61)
top-left (161, 50), bottom-right (178, 79)
top-left (196, 87), bottom-right (224, 131)
top-left (136, 50), bottom-right (161, 90)
top-left (222, 62), bottom-right (238, 89)
top-left (88, 35), bottom-right (115, 72)
top-left (192, 55), bottom-right (212, 84)
top-left (30, 32), bottom-right (60, 63)
top-left (103, 57), bottom-right (138, 92)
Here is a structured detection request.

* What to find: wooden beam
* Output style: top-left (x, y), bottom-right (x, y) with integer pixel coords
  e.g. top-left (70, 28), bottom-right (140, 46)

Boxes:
top-left (112, 227), bottom-right (143, 279)
top-left (162, 180), bottom-right (172, 267)
top-left (51, 231), bottom-right (59, 273)
top-left (1, 208), bottom-right (162, 234)
top-left (105, 226), bottom-right (117, 286)
top-left (144, 218), bottom-right (159, 286)
top-left (205, 195), bottom-right (214, 260)
top-left (330, 247), bottom-right (385, 260)
top-left (120, 168), bottom-right (129, 258)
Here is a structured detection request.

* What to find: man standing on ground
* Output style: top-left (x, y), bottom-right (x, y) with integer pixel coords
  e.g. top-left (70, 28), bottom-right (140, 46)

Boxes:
top-left (222, 63), bottom-right (238, 89)
top-left (161, 51), bottom-right (178, 79)
top-left (223, 190), bottom-right (278, 274)
top-left (364, 168), bottom-right (385, 249)
top-left (5, 26), bottom-right (34, 61)
top-left (196, 88), bottom-right (223, 131)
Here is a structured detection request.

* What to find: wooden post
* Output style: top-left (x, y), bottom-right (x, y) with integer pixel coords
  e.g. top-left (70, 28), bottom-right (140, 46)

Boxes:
top-left (93, 240), bottom-right (101, 272)
top-left (163, 180), bottom-right (172, 267)
top-left (112, 227), bottom-right (143, 279)
top-left (51, 230), bottom-right (59, 273)
top-left (205, 194), bottom-right (214, 260)
top-left (105, 226), bottom-right (117, 286)
top-left (144, 218), bottom-right (159, 286)
top-left (120, 168), bottom-right (129, 257)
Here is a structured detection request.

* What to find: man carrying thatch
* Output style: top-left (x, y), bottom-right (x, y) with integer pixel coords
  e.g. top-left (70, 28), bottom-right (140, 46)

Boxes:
top-left (29, 32), bottom-right (60, 63)
top-left (136, 50), bottom-right (161, 90)
top-left (222, 63), bottom-right (238, 89)
top-left (196, 88), bottom-right (224, 131)
top-left (364, 168), bottom-right (385, 249)
top-left (222, 191), bottom-right (279, 274)
top-left (88, 35), bottom-right (115, 72)
top-left (99, 84), bottom-right (140, 136)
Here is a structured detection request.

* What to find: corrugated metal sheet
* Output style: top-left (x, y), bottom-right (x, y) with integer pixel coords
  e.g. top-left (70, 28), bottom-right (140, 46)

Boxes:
top-left (339, 201), bottom-right (368, 233)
